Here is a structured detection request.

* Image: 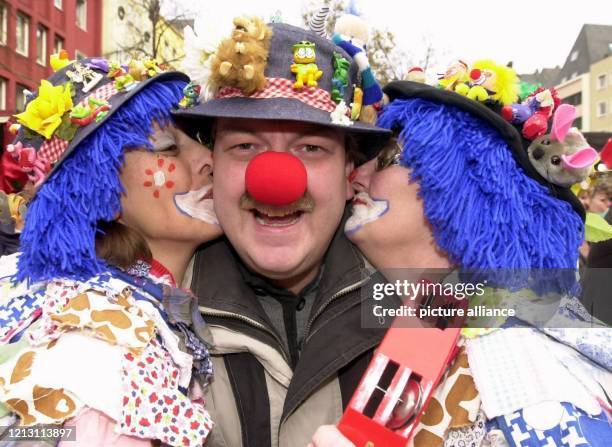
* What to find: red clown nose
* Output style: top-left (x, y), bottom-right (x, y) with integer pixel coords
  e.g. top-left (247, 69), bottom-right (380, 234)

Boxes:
top-left (245, 152), bottom-right (308, 206)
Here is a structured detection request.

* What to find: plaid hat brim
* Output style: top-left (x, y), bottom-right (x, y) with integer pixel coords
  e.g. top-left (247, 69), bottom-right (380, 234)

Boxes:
top-left (173, 96), bottom-right (391, 161)
top-left (383, 80), bottom-right (585, 221)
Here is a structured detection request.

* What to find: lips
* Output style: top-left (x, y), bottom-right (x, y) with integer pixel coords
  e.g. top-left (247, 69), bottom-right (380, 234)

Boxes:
top-left (174, 184), bottom-right (219, 225)
top-left (345, 192), bottom-right (389, 234)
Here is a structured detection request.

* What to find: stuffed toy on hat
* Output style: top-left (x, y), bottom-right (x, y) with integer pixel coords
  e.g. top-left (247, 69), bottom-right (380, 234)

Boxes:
top-left (438, 60), bottom-right (470, 93)
top-left (210, 16), bottom-right (273, 94)
top-left (175, 18), bottom-right (391, 160)
top-left (526, 104), bottom-right (598, 187)
top-left (460, 59), bottom-right (519, 106)
top-left (331, 14), bottom-right (383, 107)
top-left (406, 67), bottom-right (427, 84)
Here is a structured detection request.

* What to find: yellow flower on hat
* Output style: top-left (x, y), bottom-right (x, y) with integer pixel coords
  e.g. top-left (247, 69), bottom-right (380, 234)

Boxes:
top-left (14, 80), bottom-right (73, 140)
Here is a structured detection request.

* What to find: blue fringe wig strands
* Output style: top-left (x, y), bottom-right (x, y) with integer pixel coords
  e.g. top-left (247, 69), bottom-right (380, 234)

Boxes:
top-left (16, 80), bottom-right (187, 283)
top-left (377, 99), bottom-right (584, 295)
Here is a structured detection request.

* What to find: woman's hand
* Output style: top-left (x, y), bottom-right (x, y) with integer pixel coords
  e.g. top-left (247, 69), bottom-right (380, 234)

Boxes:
top-left (307, 425), bottom-right (355, 447)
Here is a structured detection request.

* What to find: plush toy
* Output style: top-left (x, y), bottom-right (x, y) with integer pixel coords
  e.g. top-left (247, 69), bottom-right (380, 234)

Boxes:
top-left (179, 82), bottom-right (202, 108)
top-left (331, 52), bottom-right (350, 102)
top-left (6, 142), bottom-right (52, 188)
top-left (291, 41), bottom-right (323, 89)
top-left (210, 16), bottom-right (273, 94)
top-left (502, 88), bottom-right (560, 140)
top-left (405, 67), bottom-right (426, 83)
top-left (50, 50), bottom-right (72, 72)
top-left (331, 14), bottom-right (383, 106)
top-left (527, 104), bottom-right (598, 187)
top-left (438, 60), bottom-right (470, 93)
top-left (461, 59), bottom-right (518, 106)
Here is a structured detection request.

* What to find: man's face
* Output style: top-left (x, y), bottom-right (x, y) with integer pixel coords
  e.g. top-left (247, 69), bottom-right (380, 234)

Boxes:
top-left (213, 118), bottom-right (353, 284)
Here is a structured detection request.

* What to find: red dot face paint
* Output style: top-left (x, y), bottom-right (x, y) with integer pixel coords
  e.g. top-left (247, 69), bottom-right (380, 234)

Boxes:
top-left (142, 156), bottom-right (175, 199)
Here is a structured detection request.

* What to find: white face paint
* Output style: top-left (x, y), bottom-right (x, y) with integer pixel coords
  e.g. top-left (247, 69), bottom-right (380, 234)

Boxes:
top-left (344, 191), bottom-right (389, 235)
top-left (174, 184), bottom-right (219, 225)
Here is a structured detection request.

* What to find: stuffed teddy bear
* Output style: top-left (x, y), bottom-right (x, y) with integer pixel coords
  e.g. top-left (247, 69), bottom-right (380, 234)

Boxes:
top-left (210, 16), bottom-right (273, 94)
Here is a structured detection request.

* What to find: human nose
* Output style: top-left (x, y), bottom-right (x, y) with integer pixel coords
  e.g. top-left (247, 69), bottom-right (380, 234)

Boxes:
top-left (189, 146), bottom-right (214, 189)
top-left (350, 159), bottom-right (376, 193)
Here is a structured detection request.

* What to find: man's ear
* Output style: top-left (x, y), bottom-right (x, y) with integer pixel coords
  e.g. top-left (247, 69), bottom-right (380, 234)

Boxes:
top-left (345, 160), bottom-right (355, 201)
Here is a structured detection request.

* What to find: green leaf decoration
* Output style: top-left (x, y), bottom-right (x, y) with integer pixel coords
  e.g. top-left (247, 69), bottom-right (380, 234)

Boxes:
top-left (585, 212), bottom-right (612, 243)
top-left (55, 113), bottom-right (78, 141)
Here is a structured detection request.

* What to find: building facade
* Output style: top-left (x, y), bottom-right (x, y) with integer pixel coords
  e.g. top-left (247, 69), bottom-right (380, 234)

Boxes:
top-left (0, 0), bottom-right (102, 146)
top-left (556, 74), bottom-right (590, 131)
top-left (553, 24), bottom-right (612, 133)
top-left (590, 55), bottom-right (612, 132)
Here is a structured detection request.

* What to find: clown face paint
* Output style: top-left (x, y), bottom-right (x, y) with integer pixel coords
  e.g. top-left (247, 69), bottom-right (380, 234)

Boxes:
top-left (143, 157), bottom-right (176, 198)
top-left (345, 191), bottom-right (388, 234)
top-left (346, 158), bottom-right (445, 270)
top-left (174, 184), bottom-right (218, 225)
top-left (212, 118), bottom-right (351, 292)
top-left (119, 124), bottom-right (222, 254)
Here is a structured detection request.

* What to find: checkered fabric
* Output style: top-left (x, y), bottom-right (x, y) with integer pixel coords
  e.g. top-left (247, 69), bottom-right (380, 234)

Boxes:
top-left (493, 402), bottom-right (609, 447)
top-left (38, 135), bottom-right (69, 164)
top-left (0, 292), bottom-right (44, 343)
top-left (217, 77), bottom-right (337, 113)
top-left (38, 83), bottom-right (119, 164)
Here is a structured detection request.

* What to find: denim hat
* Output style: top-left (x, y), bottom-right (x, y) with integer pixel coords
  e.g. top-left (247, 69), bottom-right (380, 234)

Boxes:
top-left (173, 22), bottom-right (391, 160)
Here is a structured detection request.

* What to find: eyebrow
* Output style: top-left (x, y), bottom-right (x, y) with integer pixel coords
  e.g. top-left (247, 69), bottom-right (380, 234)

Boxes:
top-left (215, 125), bottom-right (341, 140)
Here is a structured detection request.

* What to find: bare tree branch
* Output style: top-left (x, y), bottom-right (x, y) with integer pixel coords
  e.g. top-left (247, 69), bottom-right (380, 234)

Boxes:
top-left (110, 0), bottom-right (192, 66)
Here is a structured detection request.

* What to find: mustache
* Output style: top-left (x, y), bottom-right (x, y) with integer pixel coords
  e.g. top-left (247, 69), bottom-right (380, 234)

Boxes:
top-left (239, 192), bottom-right (315, 216)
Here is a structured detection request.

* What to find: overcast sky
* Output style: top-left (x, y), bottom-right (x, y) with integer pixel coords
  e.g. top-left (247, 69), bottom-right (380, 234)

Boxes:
top-left (165, 0), bottom-right (612, 75)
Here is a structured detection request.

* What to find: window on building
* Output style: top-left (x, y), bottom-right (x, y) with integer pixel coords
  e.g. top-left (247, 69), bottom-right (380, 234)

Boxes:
top-left (0, 77), bottom-right (6, 110)
top-left (0, 2), bottom-right (7, 46)
top-left (564, 92), bottom-right (582, 106)
top-left (574, 116), bottom-right (582, 130)
top-left (36, 25), bottom-right (47, 65)
top-left (54, 34), bottom-right (64, 54)
top-left (597, 101), bottom-right (608, 117)
top-left (15, 84), bottom-right (28, 113)
top-left (15, 12), bottom-right (30, 56)
top-left (570, 50), bottom-right (579, 62)
top-left (76, 0), bottom-right (87, 30)
top-left (597, 74), bottom-right (607, 90)
top-left (54, 0), bottom-right (62, 9)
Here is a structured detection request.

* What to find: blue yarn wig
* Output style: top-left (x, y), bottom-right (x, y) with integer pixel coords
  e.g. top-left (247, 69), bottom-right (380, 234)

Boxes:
top-left (16, 79), bottom-right (187, 283)
top-left (377, 98), bottom-right (584, 294)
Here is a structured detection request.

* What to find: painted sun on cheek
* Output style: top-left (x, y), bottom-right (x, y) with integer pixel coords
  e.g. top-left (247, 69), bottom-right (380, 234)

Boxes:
top-left (142, 157), bottom-right (176, 198)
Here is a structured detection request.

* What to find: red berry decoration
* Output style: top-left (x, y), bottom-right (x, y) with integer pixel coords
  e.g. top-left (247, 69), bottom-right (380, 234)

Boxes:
top-left (245, 152), bottom-right (308, 206)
